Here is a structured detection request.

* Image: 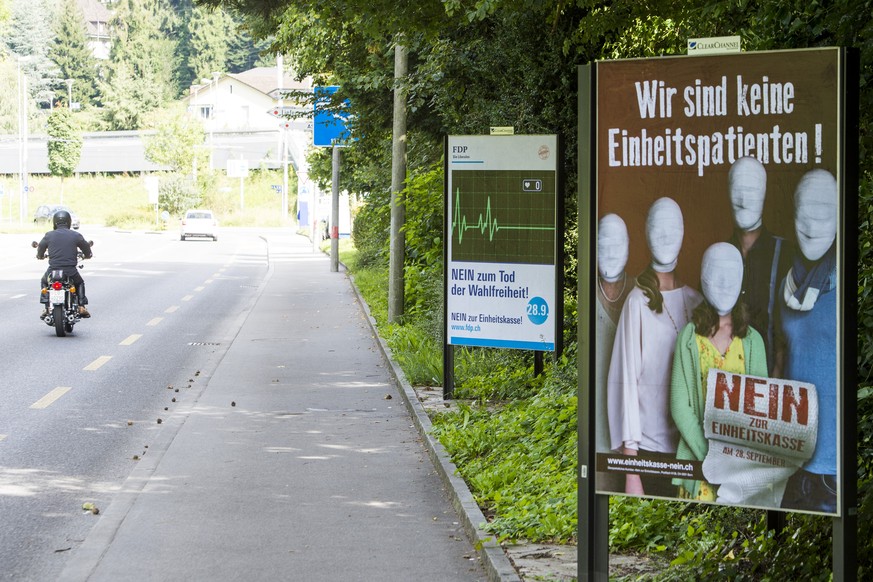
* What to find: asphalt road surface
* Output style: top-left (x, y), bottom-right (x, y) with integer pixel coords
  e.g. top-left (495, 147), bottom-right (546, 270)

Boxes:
top-left (0, 227), bottom-right (269, 581)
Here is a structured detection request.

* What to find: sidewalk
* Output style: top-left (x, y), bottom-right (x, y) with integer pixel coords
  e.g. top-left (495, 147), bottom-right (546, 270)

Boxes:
top-left (58, 233), bottom-right (515, 582)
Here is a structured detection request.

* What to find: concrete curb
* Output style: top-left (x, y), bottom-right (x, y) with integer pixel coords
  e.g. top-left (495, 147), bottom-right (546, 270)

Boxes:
top-left (346, 271), bottom-right (522, 582)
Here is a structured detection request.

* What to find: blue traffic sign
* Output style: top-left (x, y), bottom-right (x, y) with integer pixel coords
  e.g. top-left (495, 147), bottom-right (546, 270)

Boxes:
top-left (313, 86), bottom-right (352, 147)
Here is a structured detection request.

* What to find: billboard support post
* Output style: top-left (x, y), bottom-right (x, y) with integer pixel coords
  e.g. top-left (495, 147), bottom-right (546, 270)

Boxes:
top-left (578, 63), bottom-right (610, 582)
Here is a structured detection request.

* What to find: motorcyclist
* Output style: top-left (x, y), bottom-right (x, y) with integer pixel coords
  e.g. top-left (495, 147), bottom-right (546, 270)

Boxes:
top-left (37, 210), bottom-right (92, 318)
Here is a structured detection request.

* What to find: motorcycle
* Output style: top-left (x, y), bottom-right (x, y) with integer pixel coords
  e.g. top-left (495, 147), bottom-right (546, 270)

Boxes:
top-left (32, 240), bottom-right (94, 337)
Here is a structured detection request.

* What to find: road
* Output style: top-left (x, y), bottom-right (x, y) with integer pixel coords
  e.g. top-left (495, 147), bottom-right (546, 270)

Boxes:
top-left (0, 227), bottom-right (269, 582)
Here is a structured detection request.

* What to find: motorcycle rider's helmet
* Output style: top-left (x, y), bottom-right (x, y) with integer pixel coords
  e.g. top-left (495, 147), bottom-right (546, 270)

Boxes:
top-left (53, 210), bottom-right (72, 230)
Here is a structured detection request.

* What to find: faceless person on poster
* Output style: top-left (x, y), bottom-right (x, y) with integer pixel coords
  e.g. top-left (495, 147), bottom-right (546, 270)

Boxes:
top-left (779, 169), bottom-right (839, 513)
top-left (608, 197), bottom-right (702, 497)
top-left (727, 157), bottom-right (794, 377)
top-left (670, 243), bottom-right (769, 501)
top-left (596, 214), bottom-right (632, 492)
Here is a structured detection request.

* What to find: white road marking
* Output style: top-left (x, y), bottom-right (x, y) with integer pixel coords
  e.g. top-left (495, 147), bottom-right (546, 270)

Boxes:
top-left (146, 317), bottom-right (163, 327)
top-left (181, 295), bottom-right (194, 302)
top-left (194, 286), bottom-right (205, 292)
top-left (10, 294), bottom-right (26, 299)
top-left (120, 334), bottom-right (142, 346)
top-left (204, 279), bottom-right (214, 285)
top-left (165, 305), bottom-right (179, 313)
top-left (31, 387), bottom-right (72, 409)
top-left (84, 356), bottom-right (112, 371)
top-left (0, 435), bottom-right (7, 442)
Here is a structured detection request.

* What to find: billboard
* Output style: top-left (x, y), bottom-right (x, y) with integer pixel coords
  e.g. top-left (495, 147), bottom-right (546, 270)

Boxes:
top-left (445, 135), bottom-right (558, 351)
top-left (592, 48), bottom-right (846, 515)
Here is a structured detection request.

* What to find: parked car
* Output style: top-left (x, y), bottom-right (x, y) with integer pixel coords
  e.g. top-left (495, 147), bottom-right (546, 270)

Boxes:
top-left (33, 205), bottom-right (80, 229)
top-left (180, 209), bottom-right (219, 241)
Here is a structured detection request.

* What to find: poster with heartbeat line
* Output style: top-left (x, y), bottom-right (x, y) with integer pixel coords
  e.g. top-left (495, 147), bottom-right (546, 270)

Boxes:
top-left (445, 134), bottom-right (558, 352)
top-left (449, 170), bottom-right (556, 264)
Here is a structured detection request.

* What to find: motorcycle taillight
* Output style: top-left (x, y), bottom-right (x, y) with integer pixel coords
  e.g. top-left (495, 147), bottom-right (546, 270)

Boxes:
top-left (52, 281), bottom-right (63, 290)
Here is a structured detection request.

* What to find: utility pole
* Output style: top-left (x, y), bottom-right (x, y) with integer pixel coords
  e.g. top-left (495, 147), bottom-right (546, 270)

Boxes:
top-left (388, 41), bottom-right (408, 323)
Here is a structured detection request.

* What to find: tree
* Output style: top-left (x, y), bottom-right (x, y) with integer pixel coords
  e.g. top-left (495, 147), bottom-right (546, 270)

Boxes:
top-left (46, 107), bottom-right (83, 202)
top-left (100, 0), bottom-right (180, 129)
top-left (4, 0), bottom-right (61, 103)
top-left (180, 4), bottom-right (234, 88)
top-left (143, 104), bottom-right (207, 174)
top-left (49, 0), bottom-right (99, 108)
top-left (225, 24), bottom-right (274, 73)
top-left (0, 0), bottom-right (11, 27)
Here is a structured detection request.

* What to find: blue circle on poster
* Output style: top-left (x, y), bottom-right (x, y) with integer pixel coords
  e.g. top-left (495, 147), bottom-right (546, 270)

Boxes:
top-left (526, 297), bottom-right (549, 325)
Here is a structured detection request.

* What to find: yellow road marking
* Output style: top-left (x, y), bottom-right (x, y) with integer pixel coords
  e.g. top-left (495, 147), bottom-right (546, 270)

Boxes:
top-left (84, 356), bottom-right (112, 371)
top-left (31, 387), bottom-right (72, 409)
top-left (165, 305), bottom-right (179, 313)
top-left (182, 295), bottom-right (194, 302)
top-left (120, 334), bottom-right (142, 346)
top-left (146, 317), bottom-right (163, 327)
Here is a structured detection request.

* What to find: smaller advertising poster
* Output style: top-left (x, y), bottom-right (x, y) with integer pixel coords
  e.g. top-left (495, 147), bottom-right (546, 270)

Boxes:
top-left (446, 135), bottom-right (558, 351)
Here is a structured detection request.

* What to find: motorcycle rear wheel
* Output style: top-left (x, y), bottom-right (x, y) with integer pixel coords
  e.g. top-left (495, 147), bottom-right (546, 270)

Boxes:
top-left (53, 305), bottom-right (66, 337)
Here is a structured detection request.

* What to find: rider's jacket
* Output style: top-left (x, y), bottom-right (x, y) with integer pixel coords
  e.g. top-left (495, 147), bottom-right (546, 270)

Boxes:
top-left (37, 226), bottom-right (92, 270)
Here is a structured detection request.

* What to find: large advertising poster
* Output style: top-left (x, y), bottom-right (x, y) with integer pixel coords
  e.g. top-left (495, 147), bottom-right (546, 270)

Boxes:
top-left (593, 48), bottom-right (844, 515)
top-left (446, 135), bottom-right (558, 351)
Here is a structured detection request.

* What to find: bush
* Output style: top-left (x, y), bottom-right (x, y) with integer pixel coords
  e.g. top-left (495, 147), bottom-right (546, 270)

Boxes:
top-left (158, 173), bottom-right (200, 216)
top-left (351, 188), bottom-right (390, 269)
top-left (431, 360), bottom-right (577, 543)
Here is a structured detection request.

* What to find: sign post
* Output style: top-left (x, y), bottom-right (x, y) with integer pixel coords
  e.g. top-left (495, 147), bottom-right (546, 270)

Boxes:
top-left (227, 159), bottom-right (249, 210)
top-left (314, 86), bottom-right (352, 270)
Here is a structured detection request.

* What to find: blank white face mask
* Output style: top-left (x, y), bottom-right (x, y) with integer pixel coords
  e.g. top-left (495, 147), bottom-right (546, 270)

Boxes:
top-left (646, 197), bottom-right (684, 273)
top-left (729, 157), bottom-right (767, 232)
top-left (701, 243), bottom-right (744, 316)
top-left (794, 169), bottom-right (837, 262)
top-left (597, 214), bottom-right (629, 282)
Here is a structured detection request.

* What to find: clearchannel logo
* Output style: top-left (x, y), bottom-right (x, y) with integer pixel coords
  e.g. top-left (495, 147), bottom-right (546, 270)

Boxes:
top-left (687, 36), bottom-right (742, 56)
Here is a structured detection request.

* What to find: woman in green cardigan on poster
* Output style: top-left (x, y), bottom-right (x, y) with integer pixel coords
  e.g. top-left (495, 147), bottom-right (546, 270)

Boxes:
top-left (670, 242), bottom-right (769, 501)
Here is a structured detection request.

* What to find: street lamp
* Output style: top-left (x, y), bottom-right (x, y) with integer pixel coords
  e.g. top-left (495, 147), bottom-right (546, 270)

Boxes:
top-left (17, 54), bottom-right (33, 226)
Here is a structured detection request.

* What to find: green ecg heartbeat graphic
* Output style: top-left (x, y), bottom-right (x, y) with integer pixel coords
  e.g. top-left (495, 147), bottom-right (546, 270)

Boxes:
top-left (451, 188), bottom-right (555, 245)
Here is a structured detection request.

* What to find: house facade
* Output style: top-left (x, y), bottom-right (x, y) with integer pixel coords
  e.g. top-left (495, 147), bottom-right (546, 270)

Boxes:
top-left (187, 67), bottom-right (313, 134)
top-left (77, 0), bottom-right (113, 60)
